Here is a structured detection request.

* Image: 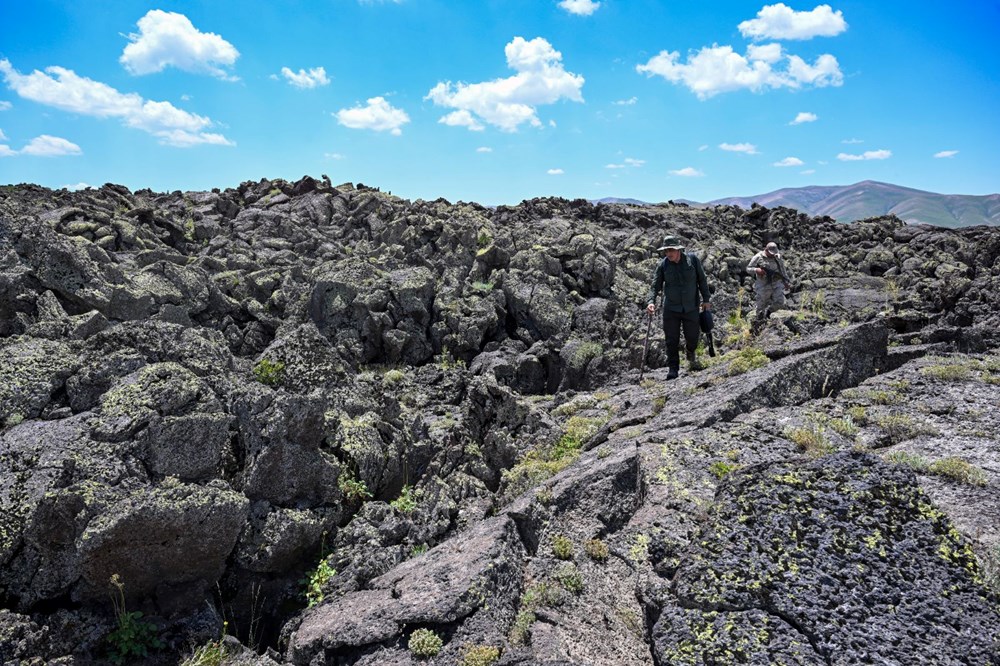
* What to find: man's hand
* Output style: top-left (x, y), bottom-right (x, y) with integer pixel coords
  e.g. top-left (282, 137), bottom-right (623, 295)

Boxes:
top-left (646, 303), bottom-right (655, 314)
top-left (702, 302), bottom-right (712, 311)
top-left (755, 267), bottom-right (765, 276)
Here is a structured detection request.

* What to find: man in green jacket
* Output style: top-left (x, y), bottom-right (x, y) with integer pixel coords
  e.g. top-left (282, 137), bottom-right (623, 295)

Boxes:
top-left (646, 235), bottom-right (712, 379)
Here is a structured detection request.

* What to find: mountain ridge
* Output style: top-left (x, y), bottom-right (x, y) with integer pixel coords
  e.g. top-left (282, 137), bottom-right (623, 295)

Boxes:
top-left (595, 180), bottom-right (1000, 228)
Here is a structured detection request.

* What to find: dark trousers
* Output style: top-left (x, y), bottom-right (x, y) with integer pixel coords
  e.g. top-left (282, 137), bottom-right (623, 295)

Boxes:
top-left (663, 310), bottom-right (700, 370)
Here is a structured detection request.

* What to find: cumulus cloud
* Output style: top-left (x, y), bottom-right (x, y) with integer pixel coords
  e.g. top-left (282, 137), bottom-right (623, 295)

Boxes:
top-left (720, 142), bottom-right (759, 154)
top-left (0, 128), bottom-right (6, 140)
top-left (547, 168), bottom-right (564, 175)
top-left (63, 182), bottom-right (91, 190)
top-left (2, 134), bottom-right (83, 157)
top-left (669, 167), bottom-right (704, 177)
top-left (790, 111), bottom-right (818, 124)
top-left (606, 157), bottom-right (645, 168)
top-left (281, 66), bottom-right (329, 89)
top-left (558, 0), bottom-right (600, 16)
top-left (476, 146), bottom-right (493, 153)
top-left (120, 10), bottom-right (239, 79)
top-left (0, 101), bottom-right (10, 111)
top-left (636, 43), bottom-right (841, 99)
top-left (841, 137), bottom-right (863, 144)
top-left (0, 59), bottom-right (234, 147)
top-left (934, 150), bottom-right (958, 158)
top-left (426, 36), bottom-right (584, 132)
top-left (335, 96), bottom-right (410, 135)
top-left (739, 3), bottom-right (848, 40)
top-left (613, 96), bottom-right (637, 106)
top-left (773, 156), bottom-right (804, 167)
top-left (837, 149), bottom-right (891, 161)
top-left (324, 152), bottom-right (345, 160)
top-left (439, 109), bottom-right (485, 131)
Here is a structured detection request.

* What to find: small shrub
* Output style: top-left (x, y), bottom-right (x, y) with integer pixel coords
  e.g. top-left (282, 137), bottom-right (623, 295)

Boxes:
top-left (477, 227), bottom-right (493, 248)
top-left (883, 450), bottom-right (929, 472)
top-left (460, 644), bottom-right (501, 666)
top-left (829, 416), bottom-right (859, 438)
top-left (410, 544), bottom-right (429, 557)
top-left (383, 368), bottom-right (406, 385)
top-left (727, 347), bottom-right (770, 376)
top-left (303, 558), bottom-right (336, 607)
top-left (338, 472), bottom-right (372, 502)
top-left (551, 534), bottom-right (574, 560)
top-left (977, 543), bottom-right (1000, 595)
top-left (471, 280), bottom-right (494, 294)
top-left (597, 445), bottom-right (611, 459)
top-left (181, 636), bottom-right (227, 666)
top-left (921, 363), bottom-right (972, 381)
top-left (408, 628), bottom-right (443, 658)
top-left (585, 538), bottom-right (609, 562)
top-left (875, 413), bottom-right (937, 444)
top-left (107, 574), bottom-right (164, 665)
top-left (554, 563), bottom-right (584, 594)
top-left (521, 582), bottom-right (564, 609)
top-left (629, 533), bottom-right (650, 563)
top-left (847, 405), bottom-right (869, 425)
top-left (928, 457), bottom-right (988, 486)
top-left (652, 395), bottom-right (666, 414)
top-left (709, 461), bottom-right (739, 479)
top-left (509, 609), bottom-right (536, 645)
top-left (785, 426), bottom-right (833, 457)
top-left (5, 412), bottom-right (24, 428)
top-left (390, 485), bottom-right (418, 514)
top-left (870, 390), bottom-right (902, 405)
top-left (252, 358), bottom-right (285, 386)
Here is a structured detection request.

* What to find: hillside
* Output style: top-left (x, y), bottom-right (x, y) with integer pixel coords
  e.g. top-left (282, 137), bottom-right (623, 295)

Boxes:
top-left (1, 177), bottom-right (999, 665)
top-left (709, 180), bottom-right (1000, 227)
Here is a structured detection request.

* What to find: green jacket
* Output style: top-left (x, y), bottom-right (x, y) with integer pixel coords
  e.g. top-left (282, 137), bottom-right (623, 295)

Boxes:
top-left (647, 252), bottom-right (711, 314)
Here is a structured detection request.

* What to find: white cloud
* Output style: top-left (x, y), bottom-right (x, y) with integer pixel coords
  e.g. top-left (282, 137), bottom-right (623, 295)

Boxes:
top-left (720, 142), bottom-right (759, 154)
top-left (0, 144), bottom-right (14, 157)
top-left (0, 128), bottom-right (6, 140)
top-left (669, 167), bottom-right (704, 177)
top-left (324, 152), bottom-right (345, 160)
top-left (547, 168), bottom-right (564, 175)
top-left (739, 3), bottom-right (848, 41)
top-left (439, 109), bottom-right (485, 131)
top-left (476, 146), bottom-right (493, 153)
top-left (607, 157), bottom-right (645, 169)
top-left (63, 182), bottom-right (91, 191)
top-left (747, 43), bottom-right (783, 63)
top-left (426, 36), bottom-right (584, 132)
top-left (0, 101), bottom-right (10, 110)
top-left (698, 144), bottom-right (709, 151)
top-left (636, 43), bottom-right (842, 99)
top-left (605, 163), bottom-right (625, 169)
top-left (281, 66), bottom-right (329, 89)
top-left (20, 134), bottom-right (82, 156)
top-left (841, 137), bottom-right (863, 144)
top-left (800, 169), bottom-right (816, 174)
top-left (837, 149), bottom-right (891, 161)
top-left (613, 96), bottom-right (637, 106)
top-left (773, 156), bottom-right (804, 167)
top-left (934, 150), bottom-right (958, 158)
top-left (790, 111), bottom-right (818, 124)
top-left (558, 0), bottom-right (600, 16)
top-left (0, 59), bottom-right (233, 147)
top-left (120, 10), bottom-right (239, 79)
top-left (335, 96), bottom-right (409, 135)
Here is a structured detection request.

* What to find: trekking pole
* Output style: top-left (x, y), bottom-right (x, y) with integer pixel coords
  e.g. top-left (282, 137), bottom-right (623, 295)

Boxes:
top-left (638, 309), bottom-right (653, 383)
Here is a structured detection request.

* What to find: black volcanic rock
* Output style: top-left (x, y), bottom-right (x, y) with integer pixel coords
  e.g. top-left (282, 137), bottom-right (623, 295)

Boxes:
top-left (0, 177), bottom-right (998, 665)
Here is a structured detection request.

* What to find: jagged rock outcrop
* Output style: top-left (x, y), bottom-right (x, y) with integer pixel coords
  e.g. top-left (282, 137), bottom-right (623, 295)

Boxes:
top-left (1, 177), bottom-right (998, 665)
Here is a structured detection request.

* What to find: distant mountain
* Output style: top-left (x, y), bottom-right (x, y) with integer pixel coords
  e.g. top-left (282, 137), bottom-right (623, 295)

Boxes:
top-left (592, 196), bottom-right (650, 206)
top-left (707, 180), bottom-right (1000, 228)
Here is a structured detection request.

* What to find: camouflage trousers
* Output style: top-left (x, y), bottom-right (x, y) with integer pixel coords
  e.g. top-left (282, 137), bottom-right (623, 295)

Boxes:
top-left (754, 281), bottom-right (786, 322)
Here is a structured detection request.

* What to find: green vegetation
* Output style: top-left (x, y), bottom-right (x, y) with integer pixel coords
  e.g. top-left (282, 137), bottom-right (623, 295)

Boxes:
top-left (390, 485), bottom-right (418, 514)
top-left (338, 471), bottom-right (372, 502)
top-left (383, 368), bottom-right (406, 385)
top-left (252, 358), bottom-right (285, 386)
top-left (927, 457), bottom-right (988, 486)
top-left (551, 534), bottom-right (574, 560)
top-left (181, 631), bottom-right (227, 666)
top-left (977, 544), bottom-right (1000, 595)
top-left (471, 280), bottom-right (495, 293)
top-left (408, 628), bottom-right (444, 658)
top-left (828, 416), bottom-right (859, 438)
top-left (883, 450), bottom-right (929, 471)
top-left (869, 390), bottom-right (903, 405)
top-left (726, 347), bottom-right (770, 376)
top-left (460, 644), bottom-right (501, 666)
top-left (585, 538), bottom-right (609, 562)
top-left (303, 558), bottom-right (336, 607)
top-left (502, 415), bottom-right (608, 497)
top-left (553, 563), bottom-right (584, 594)
top-left (652, 395), bottom-right (666, 414)
top-left (510, 582), bottom-right (565, 644)
top-left (874, 413), bottom-right (938, 444)
top-left (709, 461), bottom-right (739, 479)
top-left (921, 363), bottom-right (972, 381)
top-left (629, 533), bottom-right (650, 563)
top-left (846, 405), bottom-right (869, 425)
top-left (785, 425), bottom-right (833, 457)
top-left (477, 227), bottom-right (493, 249)
top-left (106, 574), bottom-right (164, 665)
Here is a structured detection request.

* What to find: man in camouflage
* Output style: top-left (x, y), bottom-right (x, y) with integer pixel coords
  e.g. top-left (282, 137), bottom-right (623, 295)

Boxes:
top-left (646, 235), bottom-right (712, 379)
top-left (746, 241), bottom-right (792, 329)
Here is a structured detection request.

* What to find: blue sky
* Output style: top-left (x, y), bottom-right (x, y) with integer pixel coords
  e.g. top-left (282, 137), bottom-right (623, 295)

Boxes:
top-left (1, 1), bottom-right (997, 204)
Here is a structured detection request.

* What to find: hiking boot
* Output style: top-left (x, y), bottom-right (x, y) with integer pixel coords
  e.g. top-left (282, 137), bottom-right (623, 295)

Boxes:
top-left (686, 350), bottom-right (703, 371)
top-left (666, 367), bottom-right (679, 380)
